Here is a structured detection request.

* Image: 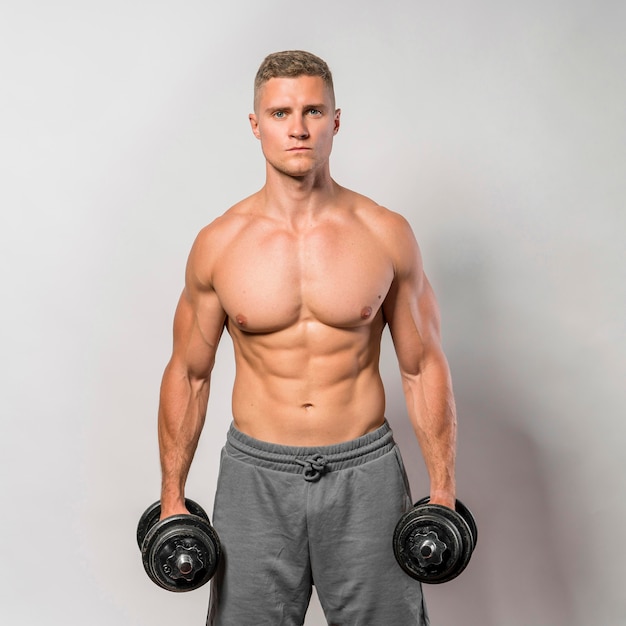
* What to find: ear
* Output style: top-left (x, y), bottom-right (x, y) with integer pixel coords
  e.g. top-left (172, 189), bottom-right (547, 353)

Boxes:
top-left (333, 108), bottom-right (341, 135)
top-left (249, 113), bottom-right (261, 139)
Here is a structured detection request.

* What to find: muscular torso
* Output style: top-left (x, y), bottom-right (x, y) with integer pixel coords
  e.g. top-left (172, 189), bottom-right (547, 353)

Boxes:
top-left (195, 186), bottom-right (397, 445)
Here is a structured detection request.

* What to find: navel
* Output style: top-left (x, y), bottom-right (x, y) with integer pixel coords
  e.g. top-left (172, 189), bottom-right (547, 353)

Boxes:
top-left (360, 306), bottom-right (373, 320)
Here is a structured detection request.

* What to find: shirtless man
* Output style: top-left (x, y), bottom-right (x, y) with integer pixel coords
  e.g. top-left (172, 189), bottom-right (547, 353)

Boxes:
top-left (157, 51), bottom-right (456, 625)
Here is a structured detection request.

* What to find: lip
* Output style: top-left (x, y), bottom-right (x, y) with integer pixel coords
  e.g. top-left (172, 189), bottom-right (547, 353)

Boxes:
top-left (287, 147), bottom-right (311, 151)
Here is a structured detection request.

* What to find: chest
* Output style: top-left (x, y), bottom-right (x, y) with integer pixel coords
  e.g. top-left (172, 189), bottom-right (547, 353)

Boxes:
top-left (213, 223), bottom-right (394, 332)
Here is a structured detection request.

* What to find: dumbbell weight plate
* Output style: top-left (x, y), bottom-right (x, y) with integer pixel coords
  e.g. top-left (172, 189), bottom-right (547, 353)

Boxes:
top-left (393, 499), bottom-right (475, 584)
top-left (142, 514), bottom-right (221, 592)
top-left (137, 499), bottom-right (220, 592)
top-left (454, 500), bottom-right (478, 549)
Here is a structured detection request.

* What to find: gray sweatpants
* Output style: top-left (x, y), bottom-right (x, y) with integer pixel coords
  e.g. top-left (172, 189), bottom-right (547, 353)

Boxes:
top-left (207, 421), bottom-right (429, 626)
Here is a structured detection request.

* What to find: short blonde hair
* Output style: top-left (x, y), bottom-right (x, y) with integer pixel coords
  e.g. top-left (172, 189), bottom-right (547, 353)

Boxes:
top-left (254, 50), bottom-right (335, 110)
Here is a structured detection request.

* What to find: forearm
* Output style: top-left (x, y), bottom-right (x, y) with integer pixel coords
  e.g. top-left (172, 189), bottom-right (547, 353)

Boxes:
top-left (402, 351), bottom-right (457, 508)
top-left (158, 360), bottom-right (210, 514)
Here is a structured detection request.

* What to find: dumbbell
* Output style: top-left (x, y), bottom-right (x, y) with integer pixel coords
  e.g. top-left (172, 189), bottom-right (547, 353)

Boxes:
top-left (136, 499), bottom-right (221, 592)
top-left (393, 497), bottom-right (477, 584)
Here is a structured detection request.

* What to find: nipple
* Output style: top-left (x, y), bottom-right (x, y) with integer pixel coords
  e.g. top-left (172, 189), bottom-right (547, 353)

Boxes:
top-left (360, 306), bottom-right (373, 320)
top-left (235, 314), bottom-right (247, 327)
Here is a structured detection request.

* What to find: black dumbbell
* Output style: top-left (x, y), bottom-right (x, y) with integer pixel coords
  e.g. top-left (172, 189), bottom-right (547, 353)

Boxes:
top-left (137, 499), bottom-right (221, 592)
top-left (393, 497), bottom-right (477, 584)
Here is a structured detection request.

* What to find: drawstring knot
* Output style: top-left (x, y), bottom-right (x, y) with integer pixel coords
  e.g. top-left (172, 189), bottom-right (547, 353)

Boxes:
top-left (295, 453), bottom-right (328, 482)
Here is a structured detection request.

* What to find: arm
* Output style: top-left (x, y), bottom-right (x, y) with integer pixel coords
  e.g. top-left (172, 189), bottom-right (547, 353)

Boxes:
top-left (158, 235), bottom-right (227, 519)
top-left (383, 215), bottom-right (457, 509)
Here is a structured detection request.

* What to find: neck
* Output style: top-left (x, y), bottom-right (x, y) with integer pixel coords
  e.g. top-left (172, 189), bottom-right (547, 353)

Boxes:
top-left (261, 163), bottom-right (338, 220)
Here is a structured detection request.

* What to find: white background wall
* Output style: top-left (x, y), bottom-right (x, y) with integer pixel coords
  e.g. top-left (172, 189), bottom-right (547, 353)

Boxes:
top-left (1, 1), bottom-right (624, 624)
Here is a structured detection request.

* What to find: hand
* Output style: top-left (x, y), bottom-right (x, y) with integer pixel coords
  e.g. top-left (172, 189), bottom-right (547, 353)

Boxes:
top-left (159, 499), bottom-right (191, 521)
top-left (428, 492), bottom-right (456, 510)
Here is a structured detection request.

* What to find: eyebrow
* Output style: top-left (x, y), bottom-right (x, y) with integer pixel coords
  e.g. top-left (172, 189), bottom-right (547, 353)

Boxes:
top-left (264, 103), bottom-right (328, 114)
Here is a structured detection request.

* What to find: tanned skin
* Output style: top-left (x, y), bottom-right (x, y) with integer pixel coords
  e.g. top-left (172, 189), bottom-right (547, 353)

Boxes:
top-left (158, 75), bottom-right (456, 519)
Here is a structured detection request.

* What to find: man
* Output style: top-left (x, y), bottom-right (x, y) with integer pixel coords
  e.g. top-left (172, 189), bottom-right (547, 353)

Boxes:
top-left (157, 50), bottom-right (456, 625)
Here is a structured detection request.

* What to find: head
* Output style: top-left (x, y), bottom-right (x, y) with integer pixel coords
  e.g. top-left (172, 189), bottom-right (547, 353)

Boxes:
top-left (249, 51), bottom-right (340, 179)
top-left (253, 50), bottom-right (335, 113)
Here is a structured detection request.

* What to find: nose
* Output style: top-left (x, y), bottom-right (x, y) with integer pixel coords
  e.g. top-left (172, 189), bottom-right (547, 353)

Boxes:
top-left (289, 116), bottom-right (309, 140)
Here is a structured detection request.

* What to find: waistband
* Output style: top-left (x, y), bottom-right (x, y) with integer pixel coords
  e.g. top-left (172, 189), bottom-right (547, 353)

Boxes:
top-left (225, 420), bottom-right (395, 482)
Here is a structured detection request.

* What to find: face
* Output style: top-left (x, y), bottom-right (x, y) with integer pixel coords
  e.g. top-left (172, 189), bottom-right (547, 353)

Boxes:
top-left (249, 75), bottom-right (341, 178)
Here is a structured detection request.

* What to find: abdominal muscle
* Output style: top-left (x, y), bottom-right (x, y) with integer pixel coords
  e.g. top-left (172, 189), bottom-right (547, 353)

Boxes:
top-left (228, 315), bottom-right (387, 446)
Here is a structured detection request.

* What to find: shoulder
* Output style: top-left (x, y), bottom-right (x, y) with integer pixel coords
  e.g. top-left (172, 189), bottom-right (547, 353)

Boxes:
top-left (339, 186), bottom-right (416, 236)
top-left (196, 193), bottom-right (260, 245)
top-left (186, 194), bottom-right (261, 288)
top-left (341, 188), bottom-right (422, 273)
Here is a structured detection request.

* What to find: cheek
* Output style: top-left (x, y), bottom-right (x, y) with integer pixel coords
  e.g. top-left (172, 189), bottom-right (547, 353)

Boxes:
top-left (258, 123), bottom-right (279, 141)
top-left (260, 133), bottom-right (278, 151)
top-left (259, 130), bottom-right (282, 157)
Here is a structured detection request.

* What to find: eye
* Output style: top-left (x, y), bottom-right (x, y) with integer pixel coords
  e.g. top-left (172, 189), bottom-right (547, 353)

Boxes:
top-left (308, 108), bottom-right (322, 116)
top-left (273, 110), bottom-right (286, 119)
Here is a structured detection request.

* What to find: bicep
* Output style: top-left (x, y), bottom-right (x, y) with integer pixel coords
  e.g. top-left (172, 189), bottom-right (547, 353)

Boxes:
top-left (170, 287), bottom-right (226, 381)
top-left (385, 271), bottom-right (444, 377)
top-left (168, 223), bottom-right (229, 379)
top-left (381, 216), bottom-right (444, 376)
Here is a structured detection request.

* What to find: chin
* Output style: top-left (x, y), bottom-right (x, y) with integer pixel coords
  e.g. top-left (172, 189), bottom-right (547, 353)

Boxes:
top-left (275, 161), bottom-right (316, 178)
top-left (265, 150), bottom-right (321, 176)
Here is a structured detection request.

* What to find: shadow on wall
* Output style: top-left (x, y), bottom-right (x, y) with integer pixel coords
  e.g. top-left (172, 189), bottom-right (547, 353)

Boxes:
top-left (385, 244), bottom-right (578, 626)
